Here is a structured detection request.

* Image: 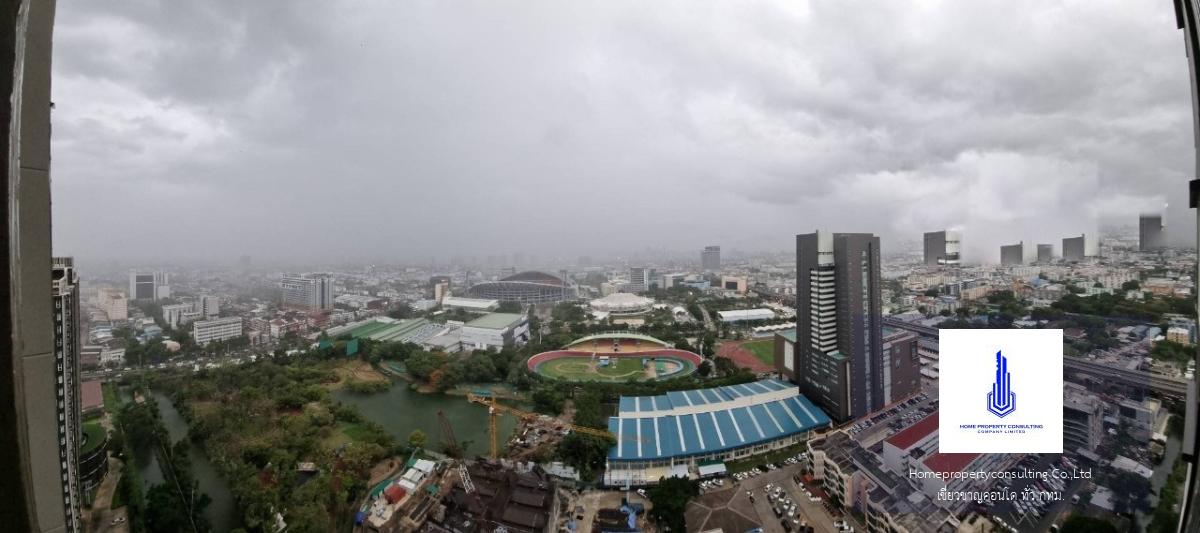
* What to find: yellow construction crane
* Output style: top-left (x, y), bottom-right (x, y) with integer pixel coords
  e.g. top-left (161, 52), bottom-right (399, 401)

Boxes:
top-left (466, 392), bottom-right (637, 459)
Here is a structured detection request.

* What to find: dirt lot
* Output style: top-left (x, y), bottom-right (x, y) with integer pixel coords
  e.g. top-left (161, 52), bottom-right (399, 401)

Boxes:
top-left (571, 490), bottom-right (655, 533)
top-left (329, 360), bottom-right (389, 386)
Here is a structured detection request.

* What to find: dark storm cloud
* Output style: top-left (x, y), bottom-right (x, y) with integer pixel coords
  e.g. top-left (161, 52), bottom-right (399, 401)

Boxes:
top-left (50, 0), bottom-right (1194, 265)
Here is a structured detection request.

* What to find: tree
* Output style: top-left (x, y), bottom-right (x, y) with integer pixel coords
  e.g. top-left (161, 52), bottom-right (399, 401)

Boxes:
top-left (647, 476), bottom-right (699, 531)
top-left (1060, 515), bottom-right (1117, 533)
top-left (923, 288), bottom-right (939, 297)
top-left (408, 429), bottom-right (427, 450)
top-left (531, 386), bottom-right (565, 415)
top-left (1122, 280), bottom-right (1140, 291)
top-left (496, 301), bottom-right (524, 313)
top-left (697, 360), bottom-right (712, 377)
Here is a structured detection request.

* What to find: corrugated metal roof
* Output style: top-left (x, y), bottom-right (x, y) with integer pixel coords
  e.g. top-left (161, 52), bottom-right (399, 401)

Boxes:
top-left (608, 379), bottom-right (830, 461)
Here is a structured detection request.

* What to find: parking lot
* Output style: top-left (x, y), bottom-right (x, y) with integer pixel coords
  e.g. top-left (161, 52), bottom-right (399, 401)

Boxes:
top-left (983, 454), bottom-right (1085, 533)
top-left (706, 453), bottom-right (861, 533)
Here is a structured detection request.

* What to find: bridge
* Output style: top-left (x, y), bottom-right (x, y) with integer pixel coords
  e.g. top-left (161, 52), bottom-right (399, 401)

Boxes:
top-left (881, 317), bottom-right (939, 339)
top-left (1063, 356), bottom-right (1189, 400)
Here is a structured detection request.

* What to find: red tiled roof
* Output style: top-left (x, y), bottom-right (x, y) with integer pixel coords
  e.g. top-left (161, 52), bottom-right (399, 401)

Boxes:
top-left (923, 452), bottom-right (980, 476)
top-left (884, 411), bottom-right (938, 450)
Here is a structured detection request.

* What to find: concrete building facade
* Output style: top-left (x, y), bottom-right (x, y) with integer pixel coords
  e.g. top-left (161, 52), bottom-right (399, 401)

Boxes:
top-left (922, 230), bottom-right (961, 266)
top-left (128, 270), bottom-right (169, 301)
top-left (701, 245), bottom-right (721, 271)
top-left (51, 258), bottom-right (82, 532)
top-left (788, 231), bottom-right (883, 422)
top-left (280, 275), bottom-right (334, 310)
top-left (1062, 234), bottom-right (1094, 262)
top-left (1140, 214), bottom-right (1165, 251)
top-left (3, 2), bottom-right (76, 530)
top-left (1000, 242), bottom-right (1024, 266)
top-left (192, 317), bottom-right (243, 346)
top-left (1036, 244), bottom-right (1054, 263)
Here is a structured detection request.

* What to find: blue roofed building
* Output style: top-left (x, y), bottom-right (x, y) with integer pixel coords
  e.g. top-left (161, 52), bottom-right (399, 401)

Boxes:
top-left (603, 379), bottom-right (831, 486)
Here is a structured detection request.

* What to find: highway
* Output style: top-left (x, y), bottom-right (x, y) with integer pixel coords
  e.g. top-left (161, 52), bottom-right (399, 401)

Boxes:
top-left (1063, 356), bottom-right (1188, 399)
top-left (880, 316), bottom-right (1190, 399)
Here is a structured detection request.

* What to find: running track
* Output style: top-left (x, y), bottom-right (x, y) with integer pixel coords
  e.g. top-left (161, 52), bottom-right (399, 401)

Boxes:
top-left (716, 340), bottom-right (773, 373)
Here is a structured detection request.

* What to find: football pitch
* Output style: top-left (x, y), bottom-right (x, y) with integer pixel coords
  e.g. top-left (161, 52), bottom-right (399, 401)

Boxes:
top-left (743, 340), bottom-right (775, 366)
top-left (537, 356), bottom-right (649, 382)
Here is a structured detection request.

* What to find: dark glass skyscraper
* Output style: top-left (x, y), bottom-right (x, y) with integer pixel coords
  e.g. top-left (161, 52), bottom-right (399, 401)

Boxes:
top-left (1139, 214), bottom-right (1165, 251)
top-left (787, 231), bottom-right (883, 422)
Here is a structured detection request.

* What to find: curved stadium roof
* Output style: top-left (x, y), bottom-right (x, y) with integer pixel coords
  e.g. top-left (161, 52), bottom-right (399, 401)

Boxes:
top-left (567, 332), bottom-right (670, 348)
top-left (467, 271), bottom-right (571, 304)
top-left (501, 270), bottom-right (565, 285)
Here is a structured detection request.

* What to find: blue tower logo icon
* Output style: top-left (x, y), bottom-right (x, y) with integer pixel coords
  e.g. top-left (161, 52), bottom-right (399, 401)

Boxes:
top-left (986, 351), bottom-right (1016, 418)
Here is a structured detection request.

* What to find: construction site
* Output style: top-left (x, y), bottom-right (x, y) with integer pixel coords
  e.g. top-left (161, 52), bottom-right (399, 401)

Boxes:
top-left (352, 393), bottom-right (652, 533)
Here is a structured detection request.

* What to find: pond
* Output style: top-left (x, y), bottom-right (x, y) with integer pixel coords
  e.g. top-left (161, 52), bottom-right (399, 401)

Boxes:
top-left (333, 383), bottom-right (522, 458)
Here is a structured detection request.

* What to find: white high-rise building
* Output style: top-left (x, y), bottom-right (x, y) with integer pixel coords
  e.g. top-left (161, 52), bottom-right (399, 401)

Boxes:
top-left (161, 303), bottom-right (194, 329)
top-left (701, 245), bottom-right (721, 271)
top-left (280, 275), bottom-right (334, 310)
top-left (193, 317), bottom-right (243, 345)
top-left (128, 270), bottom-right (169, 300)
top-left (199, 295), bottom-right (220, 318)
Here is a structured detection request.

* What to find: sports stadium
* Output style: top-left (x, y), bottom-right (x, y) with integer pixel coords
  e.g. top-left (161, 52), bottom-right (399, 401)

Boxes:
top-left (526, 333), bottom-right (703, 382)
top-left (467, 270), bottom-right (574, 304)
top-left (603, 379), bottom-right (831, 486)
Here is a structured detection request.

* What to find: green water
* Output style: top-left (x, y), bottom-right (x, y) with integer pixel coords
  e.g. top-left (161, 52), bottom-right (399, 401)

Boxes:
top-left (119, 388), bottom-right (239, 531)
top-left (333, 383), bottom-right (522, 457)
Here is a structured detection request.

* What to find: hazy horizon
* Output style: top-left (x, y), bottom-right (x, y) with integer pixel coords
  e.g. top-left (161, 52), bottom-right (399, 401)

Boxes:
top-left (49, 0), bottom-right (1194, 265)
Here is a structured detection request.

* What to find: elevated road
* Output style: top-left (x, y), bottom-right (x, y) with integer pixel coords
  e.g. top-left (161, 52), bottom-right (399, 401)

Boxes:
top-left (1063, 356), bottom-right (1188, 400)
top-left (881, 317), bottom-right (939, 339)
top-left (880, 316), bottom-right (1189, 399)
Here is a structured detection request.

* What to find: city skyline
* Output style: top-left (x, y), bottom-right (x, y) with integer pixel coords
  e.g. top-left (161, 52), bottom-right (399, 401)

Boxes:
top-left (48, 0), bottom-right (1194, 264)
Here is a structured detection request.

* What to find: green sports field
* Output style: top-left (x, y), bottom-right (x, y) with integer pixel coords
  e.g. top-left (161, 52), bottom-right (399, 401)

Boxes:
top-left (537, 356), bottom-right (650, 382)
top-left (743, 340), bottom-right (775, 366)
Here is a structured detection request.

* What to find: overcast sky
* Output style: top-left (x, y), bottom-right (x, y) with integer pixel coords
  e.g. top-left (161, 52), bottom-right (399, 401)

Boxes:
top-left (50, 0), bottom-right (1194, 266)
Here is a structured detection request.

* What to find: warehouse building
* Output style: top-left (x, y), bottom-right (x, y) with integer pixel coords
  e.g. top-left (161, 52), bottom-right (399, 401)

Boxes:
top-left (604, 379), bottom-right (830, 486)
top-left (715, 308), bottom-right (775, 323)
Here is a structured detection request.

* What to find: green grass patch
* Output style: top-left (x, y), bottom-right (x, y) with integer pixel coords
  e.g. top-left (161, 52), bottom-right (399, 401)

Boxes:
top-left (324, 424), bottom-right (374, 448)
top-left (743, 340), bottom-right (775, 366)
top-left (80, 422), bottom-right (107, 456)
top-left (539, 356), bottom-right (647, 382)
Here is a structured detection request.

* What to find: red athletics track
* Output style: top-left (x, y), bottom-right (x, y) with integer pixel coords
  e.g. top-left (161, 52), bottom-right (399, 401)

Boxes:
top-left (716, 340), bottom-right (773, 373)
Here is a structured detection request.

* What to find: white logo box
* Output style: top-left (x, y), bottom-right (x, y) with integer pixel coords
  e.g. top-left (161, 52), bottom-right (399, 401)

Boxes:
top-left (939, 329), bottom-right (1063, 454)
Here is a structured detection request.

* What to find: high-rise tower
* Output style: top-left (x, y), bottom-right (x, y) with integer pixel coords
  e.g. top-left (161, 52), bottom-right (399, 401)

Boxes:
top-left (787, 231), bottom-right (883, 422)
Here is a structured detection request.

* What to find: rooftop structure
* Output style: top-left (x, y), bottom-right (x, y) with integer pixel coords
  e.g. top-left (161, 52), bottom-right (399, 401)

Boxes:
top-left (440, 296), bottom-right (499, 313)
top-left (462, 313), bottom-right (530, 351)
top-left (715, 308), bottom-right (776, 323)
top-left (589, 293), bottom-right (654, 314)
top-left (606, 379), bottom-right (831, 469)
top-left (329, 317), bottom-right (446, 344)
top-left (467, 270), bottom-right (573, 304)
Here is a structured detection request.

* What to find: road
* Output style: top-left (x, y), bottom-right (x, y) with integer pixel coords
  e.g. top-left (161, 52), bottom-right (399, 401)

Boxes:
top-left (82, 349), bottom-right (272, 381)
top-left (85, 456), bottom-right (128, 533)
top-left (698, 304), bottom-right (715, 331)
